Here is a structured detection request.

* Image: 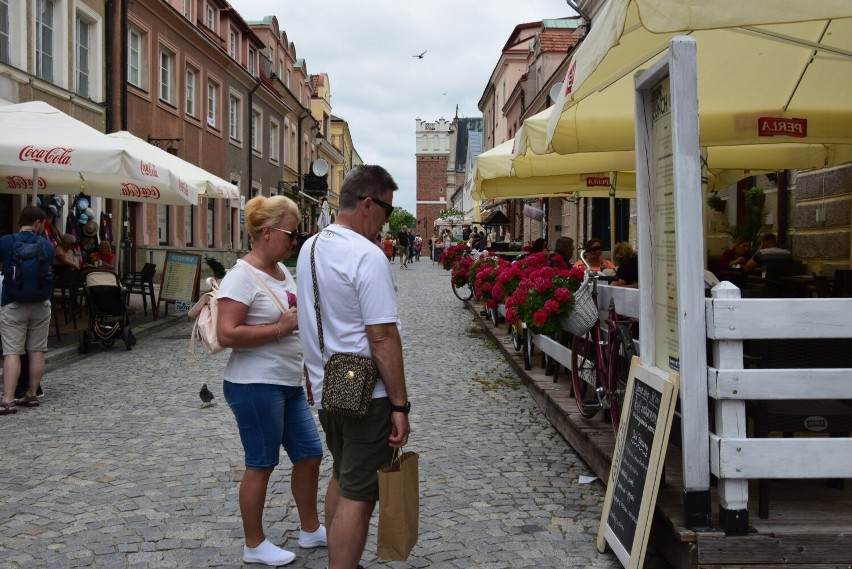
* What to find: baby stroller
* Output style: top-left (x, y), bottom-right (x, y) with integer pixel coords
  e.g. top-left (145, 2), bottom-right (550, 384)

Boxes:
top-left (78, 269), bottom-right (137, 353)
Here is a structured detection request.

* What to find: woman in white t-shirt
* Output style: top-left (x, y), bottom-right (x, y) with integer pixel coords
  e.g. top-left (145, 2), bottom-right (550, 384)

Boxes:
top-left (216, 195), bottom-right (325, 566)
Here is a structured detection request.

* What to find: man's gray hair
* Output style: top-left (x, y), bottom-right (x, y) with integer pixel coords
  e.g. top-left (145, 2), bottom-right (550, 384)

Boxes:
top-left (554, 236), bottom-right (574, 256)
top-left (339, 165), bottom-right (398, 211)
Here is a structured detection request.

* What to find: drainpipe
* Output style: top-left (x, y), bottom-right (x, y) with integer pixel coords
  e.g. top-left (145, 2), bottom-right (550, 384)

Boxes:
top-left (565, 0), bottom-right (592, 31)
top-left (246, 77), bottom-right (262, 196)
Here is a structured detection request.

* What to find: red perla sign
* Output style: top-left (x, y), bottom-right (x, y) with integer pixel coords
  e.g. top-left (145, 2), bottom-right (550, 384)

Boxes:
top-left (19, 145), bottom-right (73, 165)
top-left (121, 183), bottom-right (161, 200)
top-left (179, 180), bottom-right (189, 196)
top-left (5, 175), bottom-right (47, 190)
top-left (564, 61), bottom-right (577, 96)
top-left (758, 117), bottom-right (807, 138)
top-left (586, 176), bottom-right (611, 187)
top-left (139, 161), bottom-right (159, 178)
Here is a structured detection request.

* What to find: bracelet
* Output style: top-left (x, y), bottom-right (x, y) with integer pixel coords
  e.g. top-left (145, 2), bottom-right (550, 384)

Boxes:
top-left (274, 322), bottom-right (282, 343)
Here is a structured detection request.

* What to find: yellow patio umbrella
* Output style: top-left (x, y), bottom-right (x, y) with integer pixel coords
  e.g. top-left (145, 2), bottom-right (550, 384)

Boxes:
top-left (473, 138), bottom-right (757, 201)
top-left (543, 0), bottom-right (852, 167)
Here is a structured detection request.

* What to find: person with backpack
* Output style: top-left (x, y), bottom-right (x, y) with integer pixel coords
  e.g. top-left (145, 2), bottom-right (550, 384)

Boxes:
top-left (1, 206), bottom-right (55, 415)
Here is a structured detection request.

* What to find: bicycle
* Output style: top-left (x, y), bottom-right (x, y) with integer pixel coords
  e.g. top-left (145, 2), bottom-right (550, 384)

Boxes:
top-left (450, 248), bottom-right (486, 301)
top-left (570, 249), bottom-right (638, 433)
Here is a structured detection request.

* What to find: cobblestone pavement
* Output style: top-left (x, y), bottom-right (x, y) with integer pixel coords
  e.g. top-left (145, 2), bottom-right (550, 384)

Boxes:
top-left (0, 256), bottom-right (621, 568)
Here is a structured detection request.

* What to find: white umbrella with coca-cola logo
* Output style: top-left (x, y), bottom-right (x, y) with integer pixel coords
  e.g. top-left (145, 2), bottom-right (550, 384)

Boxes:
top-left (0, 101), bottom-right (199, 206)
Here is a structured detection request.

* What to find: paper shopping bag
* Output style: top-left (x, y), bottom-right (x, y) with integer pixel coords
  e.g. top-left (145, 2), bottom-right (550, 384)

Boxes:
top-left (377, 450), bottom-right (419, 561)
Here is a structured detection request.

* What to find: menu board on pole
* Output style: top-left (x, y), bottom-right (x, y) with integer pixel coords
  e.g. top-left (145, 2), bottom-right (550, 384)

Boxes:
top-left (597, 361), bottom-right (679, 569)
top-left (158, 252), bottom-right (202, 309)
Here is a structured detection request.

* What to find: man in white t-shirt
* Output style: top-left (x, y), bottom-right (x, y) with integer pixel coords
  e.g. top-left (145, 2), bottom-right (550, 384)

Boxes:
top-left (297, 165), bottom-right (410, 569)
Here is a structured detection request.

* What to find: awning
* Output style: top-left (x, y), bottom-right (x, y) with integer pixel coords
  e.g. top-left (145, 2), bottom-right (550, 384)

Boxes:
top-left (542, 0), bottom-right (852, 168)
top-left (483, 210), bottom-right (510, 225)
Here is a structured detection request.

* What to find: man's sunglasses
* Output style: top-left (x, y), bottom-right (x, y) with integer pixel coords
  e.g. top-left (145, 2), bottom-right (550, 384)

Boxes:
top-left (358, 195), bottom-right (394, 218)
top-left (269, 227), bottom-right (298, 241)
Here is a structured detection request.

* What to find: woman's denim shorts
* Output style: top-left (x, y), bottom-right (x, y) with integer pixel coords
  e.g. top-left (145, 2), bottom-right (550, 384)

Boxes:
top-left (223, 382), bottom-right (323, 469)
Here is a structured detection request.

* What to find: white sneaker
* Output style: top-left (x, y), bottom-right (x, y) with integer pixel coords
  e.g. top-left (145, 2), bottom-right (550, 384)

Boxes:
top-left (297, 525), bottom-right (327, 548)
top-left (242, 539), bottom-right (296, 566)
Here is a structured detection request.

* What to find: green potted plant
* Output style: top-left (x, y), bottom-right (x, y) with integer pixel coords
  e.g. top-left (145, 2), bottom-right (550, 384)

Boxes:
top-left (204, 255), bottom-right (227, 279)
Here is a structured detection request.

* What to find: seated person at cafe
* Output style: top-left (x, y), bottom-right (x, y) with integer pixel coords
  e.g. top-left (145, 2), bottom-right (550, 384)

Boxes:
top-left (611, 241), bottom-right (638, 288)
top-left (743, 232), bottom-right (793, 274)
top-left (548, 236), bottom-right (574, 267)
top-left (573, 237), bottom-right (615, 273)
top-left (90, 241), bottom-right (116, 270)
top-left (720, 235), bottom-right (751, 270)
top-left (54, 234), bottom-right (80, 270)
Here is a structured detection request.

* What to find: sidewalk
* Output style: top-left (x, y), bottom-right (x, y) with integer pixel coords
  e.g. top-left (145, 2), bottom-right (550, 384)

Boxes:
top-left (1, 283), bottom-right (185, 377)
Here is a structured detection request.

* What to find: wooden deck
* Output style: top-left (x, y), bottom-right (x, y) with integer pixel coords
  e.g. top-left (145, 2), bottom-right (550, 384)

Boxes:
top-left (472, 305), bottom-right (852, 569)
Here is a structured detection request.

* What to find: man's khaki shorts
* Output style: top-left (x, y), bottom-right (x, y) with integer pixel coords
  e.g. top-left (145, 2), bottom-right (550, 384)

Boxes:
top-left (1, 300), bottom-right (51, 354)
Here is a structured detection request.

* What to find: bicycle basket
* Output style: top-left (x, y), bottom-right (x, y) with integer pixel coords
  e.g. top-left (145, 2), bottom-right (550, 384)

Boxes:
top-left (561, 280), bottom-right (598, 336)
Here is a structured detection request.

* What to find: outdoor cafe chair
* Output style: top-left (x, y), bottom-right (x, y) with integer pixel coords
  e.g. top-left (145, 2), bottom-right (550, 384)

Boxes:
top-left (122, 263), bottom-right (158, 318)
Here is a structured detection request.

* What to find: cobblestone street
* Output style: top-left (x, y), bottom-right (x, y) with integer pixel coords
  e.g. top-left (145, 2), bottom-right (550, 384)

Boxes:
top-left (0, 258), bottom-right (620, 568)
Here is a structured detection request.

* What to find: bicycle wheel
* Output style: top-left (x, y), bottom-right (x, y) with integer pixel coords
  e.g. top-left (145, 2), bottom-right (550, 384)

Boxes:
top-left (607, 324), bottom-right (637, 431)
top-left (452, 281), bottom-right (473, 301)
top-left (571, 331), bottom-right (601, 417)
top-left (511, 324), bottom-right (523, 351)
top-left (522, 325), bottom-right (533, 370)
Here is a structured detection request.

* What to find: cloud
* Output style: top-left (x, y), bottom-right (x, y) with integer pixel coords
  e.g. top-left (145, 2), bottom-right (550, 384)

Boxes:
top-left (230, 0), bottom-right (571, 213)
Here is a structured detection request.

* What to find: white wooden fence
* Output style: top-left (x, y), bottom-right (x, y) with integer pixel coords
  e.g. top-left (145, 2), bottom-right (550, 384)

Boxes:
top-left (707, 282), bottom-right (852, 525)
top-left (521, 281), bottom-right (852, 529)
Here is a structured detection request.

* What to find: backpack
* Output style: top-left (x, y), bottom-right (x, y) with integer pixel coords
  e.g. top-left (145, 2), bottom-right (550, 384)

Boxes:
top-left (188, 277), bottom-right (223, 356)
top-left (3, 233), bottom-right (54, 302)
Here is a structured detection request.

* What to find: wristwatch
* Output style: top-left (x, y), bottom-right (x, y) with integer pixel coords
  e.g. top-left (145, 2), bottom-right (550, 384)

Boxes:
top-left (390, 401), bottom-right (411, 414)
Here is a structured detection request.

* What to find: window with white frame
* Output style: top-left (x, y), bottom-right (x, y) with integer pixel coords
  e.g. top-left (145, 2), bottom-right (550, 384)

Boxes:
top-left (251, 108), bottom-right (261, 153)
top-left (229, 94), bottom-right (241, 141)
top-left (182, 0), bottom-right (192, 21)
top-left (75, 16), bottom-right (90, 98)
top-left (207, 80), bottom-right (218, 128)
top-left (159, 47), bottom-right (175, 104)
top-left (282, 121), bottom-right (290, 168)
top-left (185, 67), bottom-right (197, 117)
top-left (0, 0), bottom-right (10, 64)
top-left (229, 29), bottom-right (237, 60)
top-left (205, 3), bottom-right (215, 31)
top-left (269, 121), bottom-right (279, 164)
top-left (248, 48), bottom-right (256, 76)
top-left (35, 0), bottom-right (55, 82)
top-left (128, 26), bottom-right (145, 88)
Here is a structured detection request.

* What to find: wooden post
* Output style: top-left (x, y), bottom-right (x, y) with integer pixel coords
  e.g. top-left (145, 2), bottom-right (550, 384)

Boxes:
top-left (709, 282), bottom-right (749, 535)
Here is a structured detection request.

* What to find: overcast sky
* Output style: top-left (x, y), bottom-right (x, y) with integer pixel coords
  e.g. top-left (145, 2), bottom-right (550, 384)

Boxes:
top-left (228, 0), bottom-right (573, 214)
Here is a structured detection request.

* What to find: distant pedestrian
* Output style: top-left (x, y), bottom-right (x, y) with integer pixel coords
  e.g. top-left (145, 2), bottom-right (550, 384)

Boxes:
top-left (414, 234), bottom-right (423, 261)
top-left (297, 165), bottom-right (410, 569)
top-left (383, 233), bottom-right (394, 263)
top-left (397, 225), bottom-right (411, 268)
top-left (1, 206), bottom-right (55, 415)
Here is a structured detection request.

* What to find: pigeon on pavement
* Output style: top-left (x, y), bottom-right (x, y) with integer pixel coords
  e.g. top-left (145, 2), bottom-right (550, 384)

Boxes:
top-left (199, 384), bottom-right (215, 406)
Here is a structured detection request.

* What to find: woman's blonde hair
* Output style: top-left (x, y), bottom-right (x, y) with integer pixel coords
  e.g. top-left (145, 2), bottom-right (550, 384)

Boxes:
top-left (245, 195), bottom-right (299, 237)
top-left (612, 241), bottom-right (635, 265)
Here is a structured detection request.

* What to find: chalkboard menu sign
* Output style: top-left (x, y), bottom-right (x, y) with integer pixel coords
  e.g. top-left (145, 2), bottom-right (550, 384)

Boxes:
top-left (158, 252), bottom-right (202, 311)
top-left (597, 359), bottom-right (679, 569)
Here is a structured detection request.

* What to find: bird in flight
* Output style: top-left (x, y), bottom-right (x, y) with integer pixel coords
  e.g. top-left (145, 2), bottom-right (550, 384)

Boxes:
top-left (412, 50), bottom-right (427, 59)
top-left (199, 384), bottom-right (215, 407)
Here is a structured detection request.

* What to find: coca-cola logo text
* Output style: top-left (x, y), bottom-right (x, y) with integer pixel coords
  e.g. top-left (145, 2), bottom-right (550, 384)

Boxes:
top-left (19, 145), bottom-right (74, 165)
top-left (121, 183), bottom-right (161, 200)
top-left (5, 175), bottom-right (47, 190)
top-left (139, 161), bottom-right (160, 178)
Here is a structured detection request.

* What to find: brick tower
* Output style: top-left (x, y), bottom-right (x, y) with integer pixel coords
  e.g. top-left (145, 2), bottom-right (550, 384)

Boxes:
top-left (415, 118), bottom-right (454, 238)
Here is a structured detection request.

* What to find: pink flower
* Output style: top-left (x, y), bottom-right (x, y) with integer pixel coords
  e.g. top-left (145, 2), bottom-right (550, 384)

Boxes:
top-left (554, 287), bottom-right (572, 302)
top-left (506, 307), bottom-right (519, 324)
top-left (533, 309), bottom-right (550, 326)
top-left (544, 299), bottom-right (560, 313)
